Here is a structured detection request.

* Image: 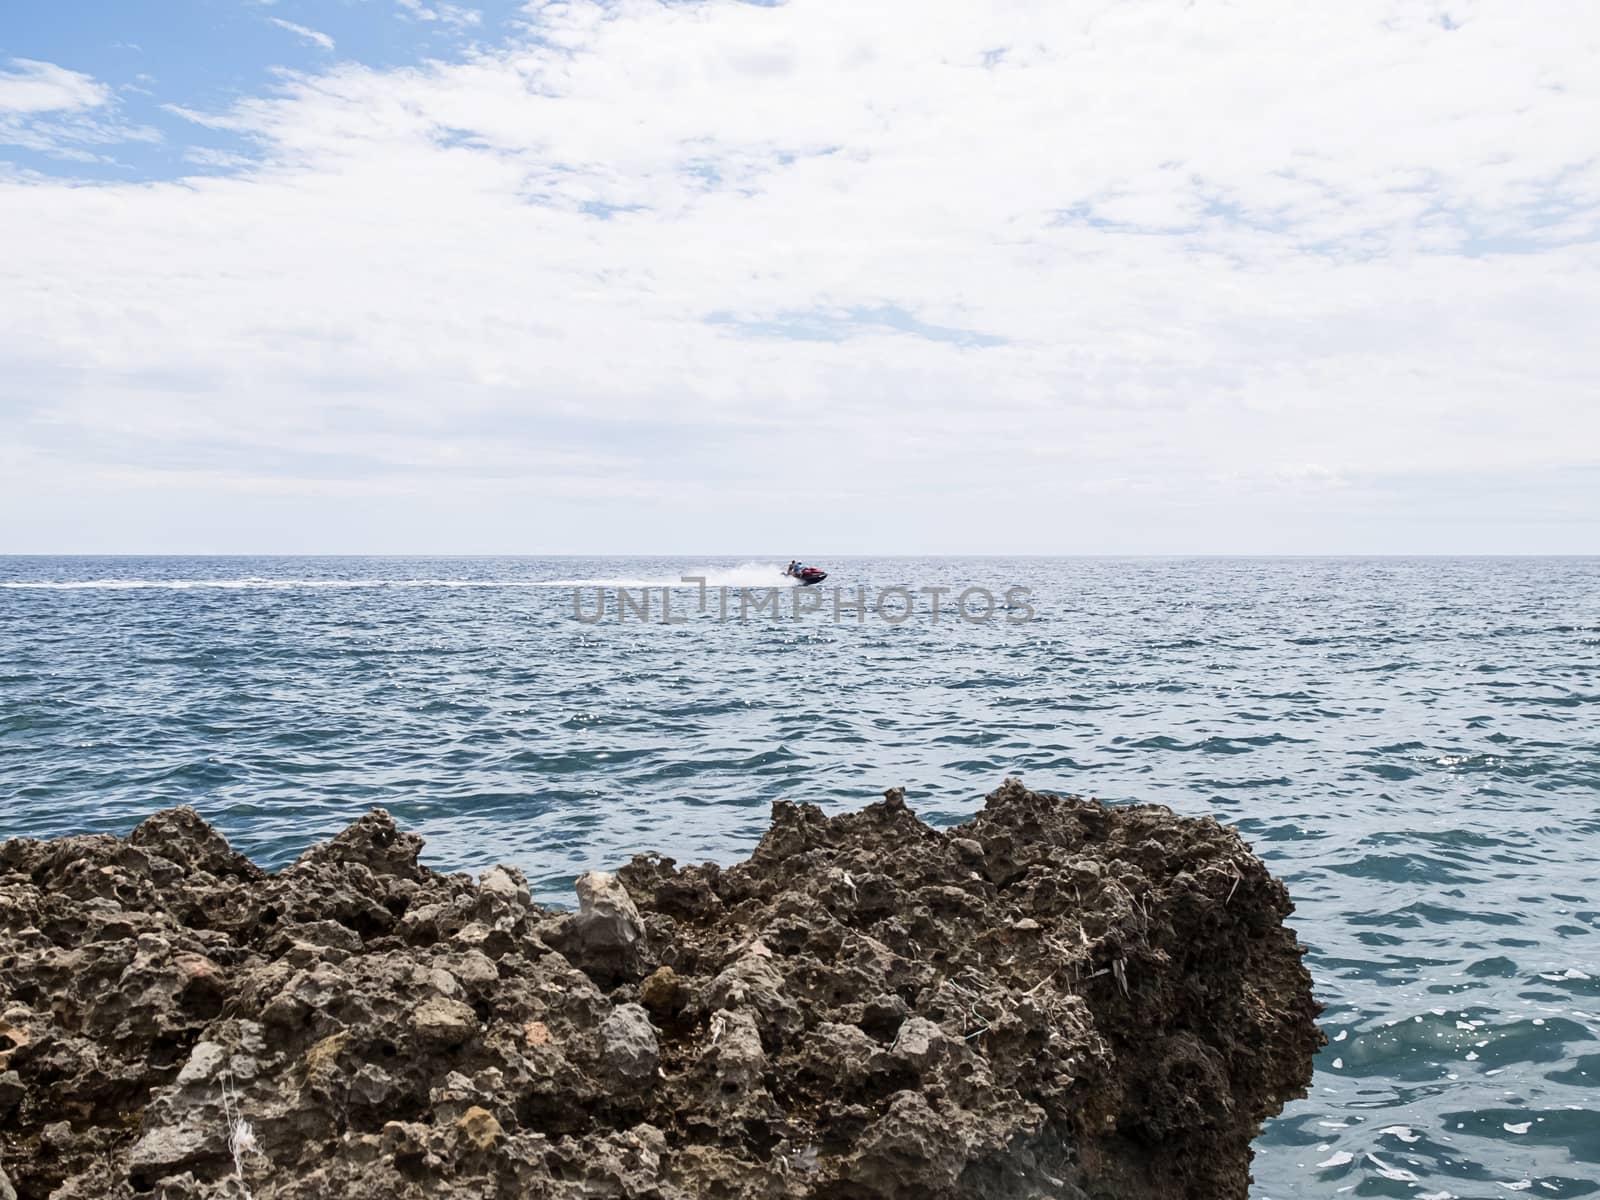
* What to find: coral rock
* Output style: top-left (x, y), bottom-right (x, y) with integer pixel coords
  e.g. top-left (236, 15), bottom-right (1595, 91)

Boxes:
top-left (0, 781), bottom-right (1322, 1199)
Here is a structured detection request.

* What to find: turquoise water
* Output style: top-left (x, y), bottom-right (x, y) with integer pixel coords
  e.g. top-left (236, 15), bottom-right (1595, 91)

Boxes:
top-left (2, 555), bottom-right (1596, 1197)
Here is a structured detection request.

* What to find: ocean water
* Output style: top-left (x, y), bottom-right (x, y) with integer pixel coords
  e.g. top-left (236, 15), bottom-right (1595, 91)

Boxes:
top-left (1, 555), bottom-right (1596, 1197)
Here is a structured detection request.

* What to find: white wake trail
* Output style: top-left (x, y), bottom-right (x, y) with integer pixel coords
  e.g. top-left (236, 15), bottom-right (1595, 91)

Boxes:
top-left (0, 563), bottom-right (805, 591)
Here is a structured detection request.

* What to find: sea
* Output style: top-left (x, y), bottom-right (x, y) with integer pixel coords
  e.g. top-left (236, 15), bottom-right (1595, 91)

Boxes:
top-left (1, 555), bottom-right (1596, 1198)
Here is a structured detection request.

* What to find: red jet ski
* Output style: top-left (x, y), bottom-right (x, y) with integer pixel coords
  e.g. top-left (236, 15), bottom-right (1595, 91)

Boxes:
top-left (785, 564), bottom-right (828, 585)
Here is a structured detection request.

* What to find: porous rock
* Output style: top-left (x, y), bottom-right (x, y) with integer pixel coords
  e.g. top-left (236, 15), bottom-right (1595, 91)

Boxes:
top-left (546, 869), bottom-right (649, 982)
top-left (0, 784), bottom-right (1322, 1198)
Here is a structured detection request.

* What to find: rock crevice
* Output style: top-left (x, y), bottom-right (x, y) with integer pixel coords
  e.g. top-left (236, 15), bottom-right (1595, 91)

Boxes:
top-left (0, 780), bottom-right (1322, 1198)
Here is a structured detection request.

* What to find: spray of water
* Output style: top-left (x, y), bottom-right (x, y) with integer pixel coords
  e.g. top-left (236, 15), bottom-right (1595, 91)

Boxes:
top-left (546, 562), bottom-right (800, 589)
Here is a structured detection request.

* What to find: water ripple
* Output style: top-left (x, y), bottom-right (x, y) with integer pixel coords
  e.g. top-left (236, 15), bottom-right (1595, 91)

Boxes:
top-left (2, 554), bottom-right (1598, 1197)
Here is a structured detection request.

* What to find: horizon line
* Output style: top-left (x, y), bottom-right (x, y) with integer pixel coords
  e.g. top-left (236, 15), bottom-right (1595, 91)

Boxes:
top-left (2, 552), bottom-right (1597, 560)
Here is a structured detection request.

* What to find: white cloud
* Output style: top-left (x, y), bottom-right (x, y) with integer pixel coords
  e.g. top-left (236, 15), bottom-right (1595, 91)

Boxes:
top-left (0, 59), bottom-right (158, 161)
top-left (0, 59), bottom-right (110, 114)
top-left (0, 0), bottom-right (1597, 552)
top-left (394, 0), bottom-right (481, 29)
top-left (161, 103), bottom-right (245, 131)
top-left (183, 146), bottom-right (258, 169)
top-left (268, 18), bottom-right (336, 52)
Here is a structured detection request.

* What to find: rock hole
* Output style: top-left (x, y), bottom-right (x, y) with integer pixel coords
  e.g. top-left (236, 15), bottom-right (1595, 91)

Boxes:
top-left (180, 975), bottom-right (225, 1022)
top-left (860, 1011), bottom-right (903, 1043)
top-left (743, 1118), bottom-right (781, 1157)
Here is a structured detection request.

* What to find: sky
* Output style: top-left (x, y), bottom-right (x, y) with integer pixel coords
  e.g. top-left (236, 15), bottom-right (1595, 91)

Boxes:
top-left (0, 0), bottom-right (1596, 555)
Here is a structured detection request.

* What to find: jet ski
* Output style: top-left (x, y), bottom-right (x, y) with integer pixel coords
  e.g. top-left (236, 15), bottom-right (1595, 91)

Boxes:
top-left (788, 566), bottom-right (828, 586)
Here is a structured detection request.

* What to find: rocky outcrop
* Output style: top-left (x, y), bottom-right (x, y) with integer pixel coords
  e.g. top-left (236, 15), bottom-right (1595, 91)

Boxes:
top-left (0, 780), bottom-right (1322, 1199)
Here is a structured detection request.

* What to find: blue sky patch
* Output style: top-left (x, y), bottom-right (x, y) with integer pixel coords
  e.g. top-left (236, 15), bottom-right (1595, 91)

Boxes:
top-left (0, 0), bottom-right (527, 180)
top-left (707, 305), bottom-right (1006, 348)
